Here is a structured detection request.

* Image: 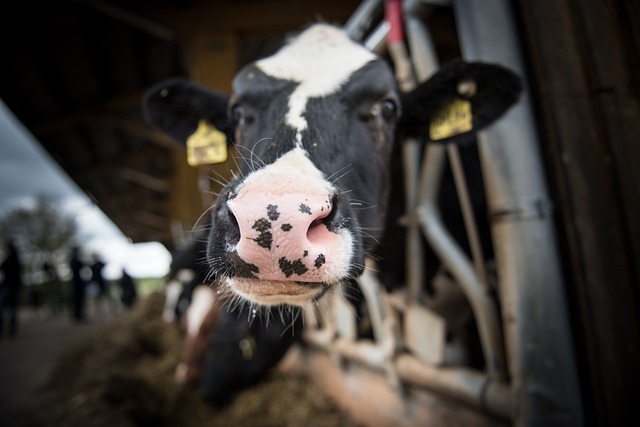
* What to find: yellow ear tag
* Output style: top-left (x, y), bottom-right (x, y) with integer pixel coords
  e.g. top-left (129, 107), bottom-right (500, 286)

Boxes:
top-left (186, 120), bottom-right (228, 166)
top-left (429, 98), bottom-right (473, 141)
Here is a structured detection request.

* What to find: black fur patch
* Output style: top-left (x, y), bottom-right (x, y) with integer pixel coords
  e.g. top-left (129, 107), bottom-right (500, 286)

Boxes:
top-left (279, 257), bottom-right (309, 277)
top-left (299, 204), bottom-right (312, 215)
top-left (252, 218), bottom-right (273, 249)
top-left (267, 204), bottom-right (280, 221)
top-left (228, 251), bottom-right (259, 278)
top-left (314, 254), bottom-right (326, 268)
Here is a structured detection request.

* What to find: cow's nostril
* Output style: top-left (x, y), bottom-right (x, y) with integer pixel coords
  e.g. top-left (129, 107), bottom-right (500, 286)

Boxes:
top-left (305, 212), bottom-right (327, 241)
top-left (226, 209), bottom-right (241, 245)
top-left (309, 217), bottom-right (324, 231)
top-left (306, 197), bottom-right (336, 244)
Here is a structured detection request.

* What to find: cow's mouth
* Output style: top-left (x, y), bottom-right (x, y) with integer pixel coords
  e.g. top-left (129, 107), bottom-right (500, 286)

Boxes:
top-left (225, 277), bottom-right (329, 306)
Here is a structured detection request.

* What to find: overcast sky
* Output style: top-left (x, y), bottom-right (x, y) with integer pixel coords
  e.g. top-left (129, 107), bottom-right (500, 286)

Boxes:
top-left (0, 100), bottom-right (171, 279)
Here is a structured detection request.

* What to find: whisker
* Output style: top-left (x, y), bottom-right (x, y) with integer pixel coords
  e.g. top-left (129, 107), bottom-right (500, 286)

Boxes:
top-left (190, 202), bottom-right (218, 235)
top-left (326, 164), bottom-right (353, 185)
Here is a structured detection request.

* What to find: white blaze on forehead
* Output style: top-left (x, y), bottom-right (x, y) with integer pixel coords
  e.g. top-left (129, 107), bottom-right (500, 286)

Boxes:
top-left (234, 146), bottom-right (335, 196)
top-left (256, 24), bottom-right (376, 135)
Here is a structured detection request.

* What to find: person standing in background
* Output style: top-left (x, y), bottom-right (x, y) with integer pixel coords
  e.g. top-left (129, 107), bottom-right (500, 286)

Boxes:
top-left (69, 246), bottom-right (87, 322)
top-left (0, 240), bottom-right (23, 338)
top-left (119, 269), bottom-right (137, 309)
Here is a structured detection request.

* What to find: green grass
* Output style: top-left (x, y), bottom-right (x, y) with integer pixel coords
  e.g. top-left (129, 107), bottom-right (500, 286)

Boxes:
top-left (129, 276), bottom-right (166, 296)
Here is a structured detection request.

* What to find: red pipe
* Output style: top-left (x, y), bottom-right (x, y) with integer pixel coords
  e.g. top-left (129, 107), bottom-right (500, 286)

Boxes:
top-left (385, 0), bottom-right (404, 44)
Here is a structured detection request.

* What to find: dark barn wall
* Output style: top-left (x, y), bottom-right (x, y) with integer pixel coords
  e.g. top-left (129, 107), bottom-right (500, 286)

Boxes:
top-left (516, 0), bottom-right (640, 425)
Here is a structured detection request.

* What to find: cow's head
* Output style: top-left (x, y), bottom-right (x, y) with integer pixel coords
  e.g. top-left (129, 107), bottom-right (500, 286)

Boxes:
top-left (144, 24), bottom-right (521, 307)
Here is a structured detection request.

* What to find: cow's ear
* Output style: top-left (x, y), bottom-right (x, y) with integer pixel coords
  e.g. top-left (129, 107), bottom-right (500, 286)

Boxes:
top-left (398, 61), bottom-right (522, 144)
top-left (143, 77), bottom-right (231, 144)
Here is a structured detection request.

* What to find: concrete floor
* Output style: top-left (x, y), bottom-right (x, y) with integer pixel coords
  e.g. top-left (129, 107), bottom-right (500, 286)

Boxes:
top-left (0, 304), bottom-right (121, 427)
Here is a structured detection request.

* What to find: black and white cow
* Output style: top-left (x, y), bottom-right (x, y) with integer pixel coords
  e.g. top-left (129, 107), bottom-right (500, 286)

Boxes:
top-left (163, 228), bottom-right (303, 404)
top-left (145, 23), bottom-right (521, 309)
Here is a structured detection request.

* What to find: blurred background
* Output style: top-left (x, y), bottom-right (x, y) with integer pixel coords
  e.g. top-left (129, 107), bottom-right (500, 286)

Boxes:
top-left (0, 0), bottom-right (364, 314)
top-left (0, 1), bottom-right (638, 427)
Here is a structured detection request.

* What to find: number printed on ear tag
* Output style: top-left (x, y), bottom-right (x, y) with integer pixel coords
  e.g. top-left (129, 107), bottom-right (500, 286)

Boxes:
top-left (186, 120), bottom-right (228, 166)
top-left (429, 98), bottom-right (473, 141)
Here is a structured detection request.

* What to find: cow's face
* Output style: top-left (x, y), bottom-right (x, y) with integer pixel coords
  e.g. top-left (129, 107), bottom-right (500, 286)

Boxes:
top-left (212, 26), bottom-right (398, 305)
top-left (144, 24), bottom-right (522, 307)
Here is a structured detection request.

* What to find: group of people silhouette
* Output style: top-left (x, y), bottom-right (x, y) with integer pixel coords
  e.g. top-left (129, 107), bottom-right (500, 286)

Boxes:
top-left (0, 240), bottom-right (137, 337)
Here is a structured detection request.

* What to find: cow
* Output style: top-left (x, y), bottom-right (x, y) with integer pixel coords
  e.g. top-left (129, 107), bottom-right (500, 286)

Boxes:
top-left (164, 229), bottom-right (303, 404)
top-left (144, 23), bottom-right (521, 311)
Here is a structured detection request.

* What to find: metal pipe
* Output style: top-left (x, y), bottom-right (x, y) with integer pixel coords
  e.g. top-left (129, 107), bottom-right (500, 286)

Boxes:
top-left (371, 1), bottom-right (431, 309)
top-left (401, 140), bottom-right (426, 303)
top-left (404, 10), bottom-right (506, 380)
top-left (358, 261), bottom-right (388, 344)
top-left (345, 0), bottom-right (384, 40)
top-left (303, 336), bottom-right (512, 420)
top-left (396, 354), bottom-right (511, 419)
top-left (407, 1), bottom-right (491, 296)
top-left (417, 145), bottom-right (506, 380)
top-left (452, 0), bottom-right (584, 425)
top-left (334, 338), bottom-right (388, 370)
top-left (446, 146), bottom-right (490, 288)
top-left (350, 0), bottom-right (508, 409)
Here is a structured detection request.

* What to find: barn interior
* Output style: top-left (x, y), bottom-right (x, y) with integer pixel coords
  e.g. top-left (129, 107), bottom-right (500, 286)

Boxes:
top-left (0, 0), bottom-right (468, 251)
top-left (0, 0), bottom-right (370, 249)
top-left (1, 1), bottom-right (639, 426)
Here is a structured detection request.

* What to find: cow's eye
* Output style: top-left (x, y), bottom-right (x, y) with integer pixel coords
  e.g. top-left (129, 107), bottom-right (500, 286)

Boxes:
top-left (380, 98), bottom-right (398, 120)
top-left (231, 104), bottom-right (255, 127)
top-left (231, 104), bottom-right (245, 124)
top-left (370, 97), bottom-right (399, 122)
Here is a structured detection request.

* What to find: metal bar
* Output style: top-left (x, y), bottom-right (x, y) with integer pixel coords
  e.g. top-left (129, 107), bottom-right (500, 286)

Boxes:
top-left (345, 0), bottom-right (384, 40)
top-left (446, 146), bottom-right (490, 288)
top-left (363, 21), bottom-right (389, 53)
top-left (358, 261), bottom-right (387, 344)
top-left (358, 259), bottom-right (402, 388)
top-left (417, 145), bottom-right (506, 380)
top-left (396, 354), bottom-right (511, 419)
top-left (404, 15), bottom-right (438, 78)
top-left (452, 0), bottom-right (584, 425)
top-left (402, 9), bottom-right (437, 306)
top-left (304, 335), bottom-right (512, 419)
top-left (404, 9), bottom-right (506, 380)
top-left (364, 4), bottom-right (431, 308)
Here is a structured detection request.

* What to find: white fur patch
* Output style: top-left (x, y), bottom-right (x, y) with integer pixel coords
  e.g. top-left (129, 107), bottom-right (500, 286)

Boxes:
top-left (234, 146), bottom-right (334, 196)
top-left (257, 24), bottom-right (375, 136)
top-left (162, 279), bottom-right (182, 323)
top-left (185, 286), bottom-right (216, 336)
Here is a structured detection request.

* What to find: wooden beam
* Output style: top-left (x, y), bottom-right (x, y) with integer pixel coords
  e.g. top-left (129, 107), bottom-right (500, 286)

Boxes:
top-left (75, 0), bottom-right (177, 41)
top-left (517, 1), bottom-right (640, 425)
top-left (74, 146), bottom-right (169, 182)
top-left (90, 115), bottom-right (181, 150)
top-left (131, 210), bottom-right (169, 230)
top-left (99, 194), bottom-right (167, 215)
top-left (31, 89), bottom-right (151, 136)
top-left (166, 150), bottom-right (204, 232)
top-left (147, 0), bottom-right (360, 36)
top-left (93, 186), bottom-right (149, 207)
top-left (120, 167), bottom-right (170, 192)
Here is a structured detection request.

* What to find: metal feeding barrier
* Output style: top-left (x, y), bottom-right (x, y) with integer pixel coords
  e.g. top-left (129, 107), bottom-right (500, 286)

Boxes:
top-left (302, 1), bottom-right (583, 426)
